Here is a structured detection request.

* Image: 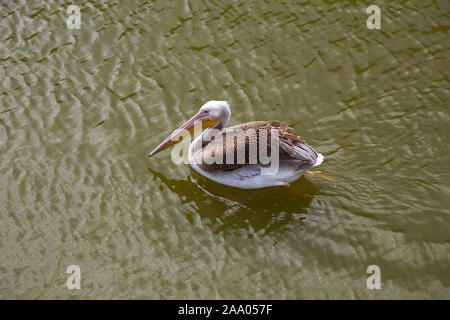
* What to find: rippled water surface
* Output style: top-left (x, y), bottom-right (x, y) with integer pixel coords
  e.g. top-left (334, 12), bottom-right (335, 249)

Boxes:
top-left (0, 0), bottom-right (449, 299)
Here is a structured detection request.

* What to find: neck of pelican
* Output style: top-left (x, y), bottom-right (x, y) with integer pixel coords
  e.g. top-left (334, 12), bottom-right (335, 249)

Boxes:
top-left (189, 122), bottom-right (225, 158)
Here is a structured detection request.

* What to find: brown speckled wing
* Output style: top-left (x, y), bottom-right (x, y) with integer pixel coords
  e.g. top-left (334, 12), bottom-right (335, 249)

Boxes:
top-left (194, 121), bottom-right (318, 172)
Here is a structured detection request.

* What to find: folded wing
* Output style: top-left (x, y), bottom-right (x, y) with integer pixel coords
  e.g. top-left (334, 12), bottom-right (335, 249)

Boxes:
top-left (194, 121), bottom-right (319, 172)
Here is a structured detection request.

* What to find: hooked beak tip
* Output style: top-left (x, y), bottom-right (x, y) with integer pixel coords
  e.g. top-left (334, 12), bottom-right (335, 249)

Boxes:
top-left (148, 145), bottom-right (164, 158)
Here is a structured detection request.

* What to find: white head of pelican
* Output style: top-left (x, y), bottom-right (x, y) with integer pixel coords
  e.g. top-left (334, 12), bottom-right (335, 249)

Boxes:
top-left (148, 101), bottom-right (324, 189)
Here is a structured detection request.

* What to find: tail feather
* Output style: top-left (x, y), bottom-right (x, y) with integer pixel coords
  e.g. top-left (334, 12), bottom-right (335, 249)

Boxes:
top-left (291, 142), bottom-right (319, 163)
top-left (314, 153), bottom-right (324, 166)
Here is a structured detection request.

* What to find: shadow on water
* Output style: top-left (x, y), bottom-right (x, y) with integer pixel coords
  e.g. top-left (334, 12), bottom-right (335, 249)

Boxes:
top-left (147, 167), bottom-right (318, 236)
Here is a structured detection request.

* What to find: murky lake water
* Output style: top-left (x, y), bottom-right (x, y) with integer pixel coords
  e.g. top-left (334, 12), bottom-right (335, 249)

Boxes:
top-left (0, 0), bottom-right (449, 299)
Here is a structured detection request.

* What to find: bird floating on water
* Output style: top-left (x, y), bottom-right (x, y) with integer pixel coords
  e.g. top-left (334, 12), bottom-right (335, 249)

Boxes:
top-left (148, 101), bottom-right (323, 189)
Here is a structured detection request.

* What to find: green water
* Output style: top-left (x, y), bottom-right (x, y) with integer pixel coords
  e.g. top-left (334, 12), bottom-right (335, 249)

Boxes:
top-left (0, 0), bottom-right (449, 299)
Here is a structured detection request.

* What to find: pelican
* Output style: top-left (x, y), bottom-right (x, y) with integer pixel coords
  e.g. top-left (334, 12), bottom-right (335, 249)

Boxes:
top-left (148, 101), bottom-right (324, 189)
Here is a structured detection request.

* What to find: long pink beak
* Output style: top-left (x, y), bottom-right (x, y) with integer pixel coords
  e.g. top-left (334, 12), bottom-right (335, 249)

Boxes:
top-left (148, 110), bottom-right (210, 158)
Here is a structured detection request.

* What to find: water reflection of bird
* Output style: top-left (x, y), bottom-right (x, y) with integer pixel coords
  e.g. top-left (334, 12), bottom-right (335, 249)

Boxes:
top-left (147, 167), bottom-right (316, 236)
top-left (148, 101), bottom-right (323, 189)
